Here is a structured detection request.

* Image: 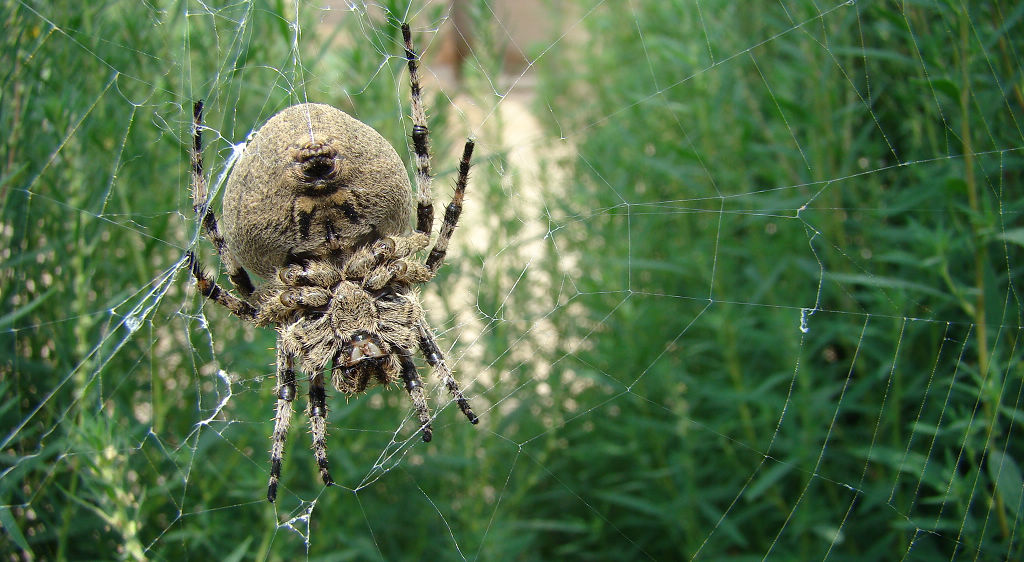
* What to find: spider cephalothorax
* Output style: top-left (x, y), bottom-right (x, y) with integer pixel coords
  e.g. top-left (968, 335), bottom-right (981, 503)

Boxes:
top-left (185, 24), bottom-right (478, 502)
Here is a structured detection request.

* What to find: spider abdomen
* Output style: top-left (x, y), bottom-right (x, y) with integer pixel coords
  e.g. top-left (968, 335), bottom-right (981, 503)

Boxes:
top-left (222, 103), bottom-right (413, 279)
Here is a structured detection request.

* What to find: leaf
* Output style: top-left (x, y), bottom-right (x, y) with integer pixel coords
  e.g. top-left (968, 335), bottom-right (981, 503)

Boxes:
top-left (927, 77), bottom-right (960, 101)
top-left (746, 461), bottom-right (794, 501)
top-left (0, 507), bottom-right (33, 556)
top-left (1000, 405), bottom-right (1024, 425)
top-left (593, 490), bottom-right (669, 519)
top-left (223, 536), bottom-right (253, 562)
top-left (987, 450), bottom-right (1023, 517)
top-left (0, 286), bottom-right (57, 330)
top-left (825, 272), bottom-right (948, 298)
top-left (995, 228), bottom-right (1024, 248)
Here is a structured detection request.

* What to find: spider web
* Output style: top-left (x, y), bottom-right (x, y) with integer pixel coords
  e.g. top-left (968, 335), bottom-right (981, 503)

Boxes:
top-left (2, 0), bottom-right (1023, 559)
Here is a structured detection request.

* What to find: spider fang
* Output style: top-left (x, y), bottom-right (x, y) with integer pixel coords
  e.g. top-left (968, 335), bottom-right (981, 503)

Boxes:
top-left (345, 332), bottom-right (386, 365)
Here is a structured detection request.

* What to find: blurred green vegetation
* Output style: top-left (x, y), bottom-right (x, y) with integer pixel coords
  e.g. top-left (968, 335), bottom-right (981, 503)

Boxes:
top-left (0, 0), bottom-right (1021, 560)
top-left (528, 1), bottom-right (1024, 559)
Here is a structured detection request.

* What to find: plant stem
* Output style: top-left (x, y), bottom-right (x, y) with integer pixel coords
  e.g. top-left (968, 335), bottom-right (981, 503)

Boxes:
top-left (959, 8), bottom-right (1007, 541)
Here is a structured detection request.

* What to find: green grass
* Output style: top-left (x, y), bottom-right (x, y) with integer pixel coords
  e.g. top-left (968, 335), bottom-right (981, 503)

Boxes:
top-left (2, 0), bottom-right (1022, 560)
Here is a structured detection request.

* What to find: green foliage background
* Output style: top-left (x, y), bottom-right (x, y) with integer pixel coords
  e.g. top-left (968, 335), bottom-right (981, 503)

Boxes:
top-left (1, 0), bottom-right (1022, 560)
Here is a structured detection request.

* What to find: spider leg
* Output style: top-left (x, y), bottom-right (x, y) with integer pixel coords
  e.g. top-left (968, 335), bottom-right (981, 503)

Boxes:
top-left (418, 322), bottom-right (479, 424)
top-left (426, 140), bottom-right (474, 273)
top-left (344, 233), bottom-right (429, 282)
top-left (364, 259), bottom-right (433, 291)
top-left (308, 371), bottom-right (334, 488)
top-left (190, 100), bottom-right (255, 297)
top-left (397, 349), bottom-right (433, 442)
top-left (402, 23), bottom-right (435, 237)
top-left (267, 341), bottom-right (297, 503)
top-left (330, 351), bottom-right (357, 394)
top-left (186, 252), bottom-right (257, 321)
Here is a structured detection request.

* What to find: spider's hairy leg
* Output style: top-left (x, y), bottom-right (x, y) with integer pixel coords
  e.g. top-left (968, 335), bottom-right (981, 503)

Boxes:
top-left (308, 371), bottom-right (334, 488)
top-left (402, 23), bottom-right (435, 237)
top-left (397, 349), bottom-right (433, 442)
top-left (426, 139), bottom-right (474, 273)
top-left (189, 100), bottom-right (255, 297)
top-left (268, 342), bottom-right (297, 503)
top-left (186, 252), bottom-right (257, 321)
top-left (190, 101), bottom-right (209, 217)
top-left (418, 322), bottom-right (479, 424)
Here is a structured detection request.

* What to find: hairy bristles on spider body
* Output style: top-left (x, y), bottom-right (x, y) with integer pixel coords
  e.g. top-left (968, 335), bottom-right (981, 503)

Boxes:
top-left (185, 23), bottom-right (478, 503)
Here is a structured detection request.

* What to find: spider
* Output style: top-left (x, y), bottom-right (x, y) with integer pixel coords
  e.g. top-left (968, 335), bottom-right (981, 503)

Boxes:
top-left (185, 24), bottom-right (478, 503)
